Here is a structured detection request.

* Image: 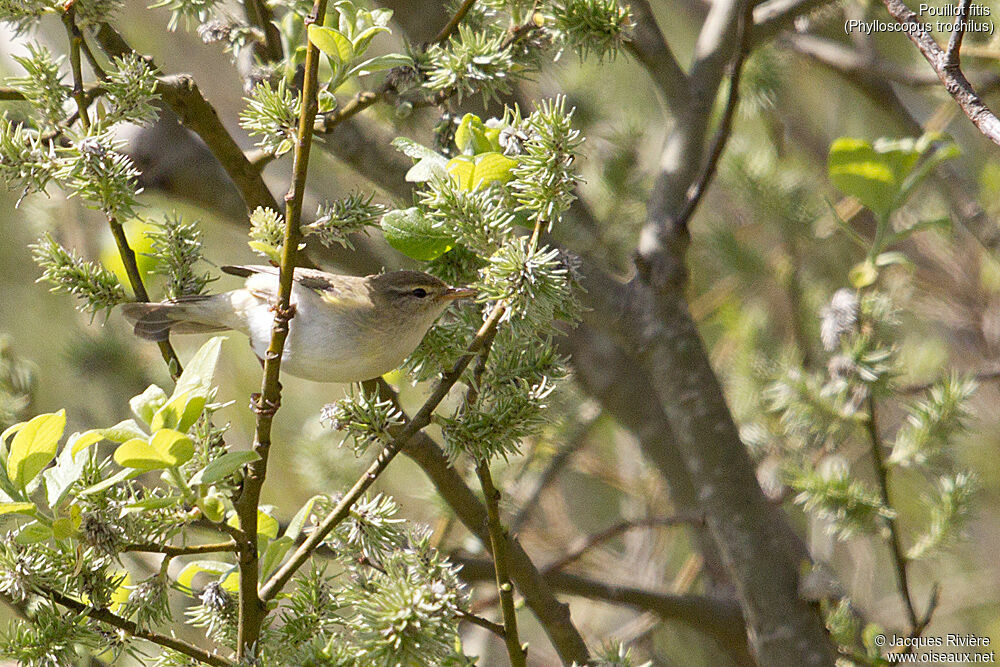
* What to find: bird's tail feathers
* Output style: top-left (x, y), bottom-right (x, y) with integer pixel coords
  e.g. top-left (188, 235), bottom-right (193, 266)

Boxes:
top-left (120, 296), bottom-right (229, 342)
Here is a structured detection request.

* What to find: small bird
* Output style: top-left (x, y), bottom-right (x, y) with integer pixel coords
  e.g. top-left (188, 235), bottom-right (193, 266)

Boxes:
top-left (121, 265), bottom-right (476, 383)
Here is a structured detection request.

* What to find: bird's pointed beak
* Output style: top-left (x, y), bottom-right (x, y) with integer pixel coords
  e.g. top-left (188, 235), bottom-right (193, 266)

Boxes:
top-left (443, 286), bottom-right (477, 301)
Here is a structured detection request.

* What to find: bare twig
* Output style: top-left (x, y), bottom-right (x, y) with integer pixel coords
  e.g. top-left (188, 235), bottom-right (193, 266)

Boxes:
top-left (476, 459), bottom-right (527, 666)
top-left (39, 584), bottom-right (234, 666)
top-left (122, 541), bottom-right (238, 556)
top-left (377, 382), bottom-right (593, 665)
top-left (232, 0), bottom-right (330, 657)
top-left (108, 216), bottom-right (184, 378)
top-left (882, 0), bottom-right (1000, 146)
top-left (674, 0), bottom-right (753, 230)
top-left (865, 396), bottom-right (918, 629)
top-left (63, 7), bottom-right (91, 132)
top-left (623, 0), bottom-right (688, 113)
top-left (546, 515), bottom-right (704, 573)
top-left (452, 554), bottom-right (754, 666)
top-left (434, 0), bottom-right (478, 43)
top-left (243, 0), bottom-right (283, 62)
top-left (456, 609), bottom-right (507, 638)
top-left (945, 0), bottom-right (973, 68)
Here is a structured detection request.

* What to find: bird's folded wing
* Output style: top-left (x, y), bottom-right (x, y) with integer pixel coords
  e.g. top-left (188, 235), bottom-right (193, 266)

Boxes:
top-left (221, 265), bottom-right (370, 306)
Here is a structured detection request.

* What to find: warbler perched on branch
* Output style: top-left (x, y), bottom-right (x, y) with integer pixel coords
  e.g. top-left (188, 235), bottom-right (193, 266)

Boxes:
top-left (121, 265), bottom-right (475, 383)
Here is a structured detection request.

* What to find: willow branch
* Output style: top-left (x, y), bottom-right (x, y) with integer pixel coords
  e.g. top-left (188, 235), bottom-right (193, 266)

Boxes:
top-left (122, 541), bottom-right (237, 556)
top-left (39, 585), bottom-right (234, 666)
top-left (108, 216), bottom-right (183, 378)
top-left (258, 303), bottom-right (506, 602)
top-left (882, 0), bottom-right (1000, 145)
top-left (476, 459), bottom-right (526, 666)
top-left (232, 0), bottom-right (330, 656)
top-left (93, 23), bottom-right (280, 214)
top-left (434, 0), bottom-right (478, 43)
top-left (62, 6), bottom-right (90, 132)
top-left (376, 382), bottom-right (593, 665)
top-left (865, 396), bottom-right (918, 629)
top-left (546, 515), bottom-right (704, 573)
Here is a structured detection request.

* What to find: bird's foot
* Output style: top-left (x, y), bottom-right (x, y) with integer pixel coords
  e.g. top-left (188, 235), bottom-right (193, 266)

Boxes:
top-left (250, 392), bottom-right (281, 417)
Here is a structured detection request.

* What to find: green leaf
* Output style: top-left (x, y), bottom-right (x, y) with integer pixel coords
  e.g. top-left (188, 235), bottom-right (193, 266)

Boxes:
top-left (454, 113), bottom-right (494, 155)
top-left (248, 240), bottom-right (283, 264)
top-left (15, 521), bottom-right (52, 545)
top-left (226, 507), bottom-right (280, 539)
top-left (874, 251), bottom-right (913, 270)
top-left (260, 535), bottom-right (294, 579)
top-left (78, 468), bottom-right (141, 496)
top-left (189, 450), bottom-right (259, 486)
top-left (72, 420), bottom-right (149, 458)
top-left (285, 494), bottom-right (325, 541)
top-left (113, 429), bottom-right (194, 472)
top-left (351, 25), bottom-right (391, 55)
top-left (828, 137), bottom-right (918, 217)
top-left (130, 384), bottom-right (167, 425)
top-left (121, 496), bottom-right (183, 516)
top-left (309, 25), bottom-right (354, 63)
top-left (174, 336), bottom-right (225, 397)
top-left (176, 560), bottom-right (236, 593)
top-left (849, 260), bottom-right (879, 288)
top-left (43, 433), bottom-right (87, 509)
top-left (470, 152), bottom-right (518, 189)
top-left (150, 392), bottom-right (207, 433)
top-left (381, 207), bottom-right (454, 261)
top-left (336, 0), bottom-right (359, 35)
top-left (0, 502), bottom-right (37, 516)
top-left (447, 152), bottom-right (518, 191)
top-left (392, 137), bottom-right (448, 183)
top-left (7, 410), bottom-right (65, 492)
top-left (348, 53), bottom-right (412, 77)
top-left (51, 516), bottom-right (78, 540)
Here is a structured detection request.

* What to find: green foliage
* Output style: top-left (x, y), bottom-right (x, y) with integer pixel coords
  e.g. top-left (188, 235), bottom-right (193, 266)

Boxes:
top-left (789, 461), bottom-right (894, 539)
top-left (149, 0), bottom-right (219, 31)
top-left (889, 374), bottom-right (976, 467)
top-left (240, 79), bottom-right (300, 157)
top-left (248, 205), bottom-right (286, 262)
top-left (60, 133), bottom-right (143, 217)
top-left (320, 387), bottom-right (403, 456)
top-left (424, 24), bottom-right (516, 104)
top-left (548, 0), bottom-right (633, 62)
top-left (9, 44), bottom-right (68, 130)
top-left (308, 191), bottom-right (386, 250)
top-left (308, 4), bottom-right (411, 92)
top-left (0, 0), bottom-right (55, 33)
top-left (0, 114), bottom-right (58, 201)
top-left (907, 472), bottom-right (977, 559)
top-left (102, 53), bottom-right (160, 127)
top-left (0, 337), bottom-right (35, 432)
top-left (381, 206), bottom-right (455, 261)
top-left (145, 213), bottom-right (215, 299)
top-left (30, 232), bottom-right (127, 319)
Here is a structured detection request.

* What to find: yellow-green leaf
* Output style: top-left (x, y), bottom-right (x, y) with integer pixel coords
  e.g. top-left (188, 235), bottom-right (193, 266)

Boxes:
top-left (309, 25), bottom-right (354, 63)
top-left (470, 152), bottom-right (518, 189)
top-left (150, 392), bottom-right (206, 433)
top-left (849, 260), bottom-right (879, 288)
top-left (70, 430), bottom-right (105, 456)
top-left (113, 429), bottom-right (194, 471)
top-left (7, 410), bottom-right (65, 491)
top-left (0, 502), bottom-right (36, 516)
top-left (381, 207), bottom-right (454, 261)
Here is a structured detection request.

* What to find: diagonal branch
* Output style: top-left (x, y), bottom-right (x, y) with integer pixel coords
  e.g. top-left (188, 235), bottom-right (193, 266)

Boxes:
top-left (93, 23), bottom-right (281, 214)
top-left (257, 304), bottom-right (506, 603)
top-left (39, 585), bottom-right (234, 666)
top-left (882, 0), bottom-right (1000, 145)
top-left (623, 0), bottom-right (688, 113)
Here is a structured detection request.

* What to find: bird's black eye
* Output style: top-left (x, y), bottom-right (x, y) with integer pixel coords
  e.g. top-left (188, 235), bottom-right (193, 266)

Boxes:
top-left (411, 288), bottom-right (428, 298)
